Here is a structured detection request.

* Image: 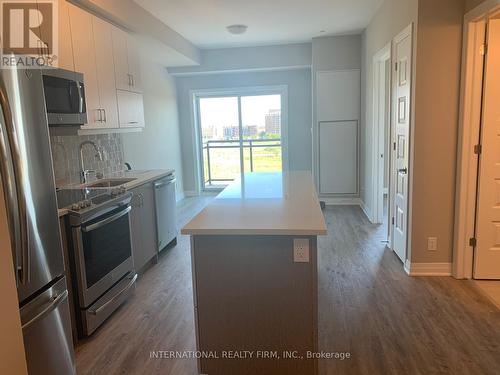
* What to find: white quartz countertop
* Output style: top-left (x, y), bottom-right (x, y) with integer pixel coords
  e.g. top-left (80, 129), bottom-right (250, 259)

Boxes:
top-left (57, 169), bottom-right (174, 217)
top-left (181, 171), bottom-right (327, 236)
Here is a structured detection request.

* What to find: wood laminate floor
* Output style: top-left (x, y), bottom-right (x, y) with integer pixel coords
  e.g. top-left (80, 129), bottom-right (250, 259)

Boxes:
top-left (76, 201), bottom-right (500, 375)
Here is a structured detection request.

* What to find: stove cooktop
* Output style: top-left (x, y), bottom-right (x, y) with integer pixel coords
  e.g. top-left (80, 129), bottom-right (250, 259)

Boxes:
top-left (56, 187), bottom-right (127, 211)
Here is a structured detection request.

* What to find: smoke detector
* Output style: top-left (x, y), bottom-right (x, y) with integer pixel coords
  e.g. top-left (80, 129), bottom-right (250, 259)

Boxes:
top-left (226, 24), bottom-right (248, 35)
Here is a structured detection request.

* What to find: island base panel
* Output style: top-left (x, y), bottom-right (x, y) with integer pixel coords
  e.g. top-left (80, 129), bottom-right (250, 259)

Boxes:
top-left (191, 235), bottom-right (318, 375)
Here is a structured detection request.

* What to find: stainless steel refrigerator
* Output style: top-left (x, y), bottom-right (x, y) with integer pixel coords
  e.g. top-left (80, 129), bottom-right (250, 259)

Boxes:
top-left (0, 67), bottom-right (76, 374)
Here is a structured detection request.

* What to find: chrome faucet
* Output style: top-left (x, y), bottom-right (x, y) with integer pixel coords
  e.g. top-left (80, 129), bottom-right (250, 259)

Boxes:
top-left (79, 141), bottom-right (103, 184)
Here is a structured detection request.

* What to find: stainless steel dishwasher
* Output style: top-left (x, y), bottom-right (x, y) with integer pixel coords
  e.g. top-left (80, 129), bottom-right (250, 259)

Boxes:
top-left (154, 173), bottom-right (177, 252)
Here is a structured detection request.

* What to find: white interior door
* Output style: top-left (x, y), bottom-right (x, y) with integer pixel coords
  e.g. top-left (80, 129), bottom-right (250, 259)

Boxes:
top-left (391, 25), bottom-right (413, 263)
top-left (474, 19), bottom-right (500, 279)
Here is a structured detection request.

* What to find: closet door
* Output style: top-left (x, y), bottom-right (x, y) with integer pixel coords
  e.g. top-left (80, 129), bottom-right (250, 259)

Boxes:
top-left (68, 4), bottom-right (101, 127)
top-left (316, 70), bottom-right (360, 195)
top-left (319, 121), bottom-right (358, 194)
top-left (92, 16), bottom-right (119, 128)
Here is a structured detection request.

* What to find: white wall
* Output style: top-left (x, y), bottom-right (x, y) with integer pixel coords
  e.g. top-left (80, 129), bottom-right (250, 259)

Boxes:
top-left (175, 69), bottom-right (312, 194)
top-left (122, 58), bottom-right (185, 197)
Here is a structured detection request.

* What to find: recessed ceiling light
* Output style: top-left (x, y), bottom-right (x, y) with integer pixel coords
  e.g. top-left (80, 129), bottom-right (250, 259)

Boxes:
top-left (226, 24), bottom-right (248, 35)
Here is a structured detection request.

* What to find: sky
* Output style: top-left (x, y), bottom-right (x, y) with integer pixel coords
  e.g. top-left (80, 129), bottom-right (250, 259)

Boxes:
top-left (199, 95), bottom-right (281, 131)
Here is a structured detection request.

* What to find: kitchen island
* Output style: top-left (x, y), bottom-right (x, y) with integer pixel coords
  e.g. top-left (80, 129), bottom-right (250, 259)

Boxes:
top-left (182, 171), bottom-right (327, 375)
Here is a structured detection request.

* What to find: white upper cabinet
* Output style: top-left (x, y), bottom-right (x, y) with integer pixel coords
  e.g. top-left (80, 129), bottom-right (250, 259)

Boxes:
top-left (57, 0), bottom-right (74, 71)
top-left (68, 4), bottom-right (101, 128)
top-left (112, 27), bottom-right (143, 93)
top-left (65, 4), bottom-right (145, 132)
top-left (92, 16), bottom-right (119, 128)
top-left (117, 90), bottom-right (145, 128)
top-left (112, 27), bottom-right (130, 92)
top-left (126, 36), bottom-right (143, 93)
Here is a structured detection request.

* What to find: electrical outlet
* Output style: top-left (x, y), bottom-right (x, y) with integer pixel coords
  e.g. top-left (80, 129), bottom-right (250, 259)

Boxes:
top-left (294, 239), bottom-right (310, 263)
top-left (427, 237), bottom-right (438, 251)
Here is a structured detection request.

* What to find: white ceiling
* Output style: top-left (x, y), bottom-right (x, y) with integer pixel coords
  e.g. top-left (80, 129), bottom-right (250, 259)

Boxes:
top-left (133, 0), bottom-right (384, 49)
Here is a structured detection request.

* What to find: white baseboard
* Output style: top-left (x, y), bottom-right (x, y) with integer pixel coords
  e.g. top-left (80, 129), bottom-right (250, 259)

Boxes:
top-left (359, 200), bottom-right (373, 222)
top-left (405, 261), bottom-right (452, 276)
top-left (184, 190), bottom-right (199, 197)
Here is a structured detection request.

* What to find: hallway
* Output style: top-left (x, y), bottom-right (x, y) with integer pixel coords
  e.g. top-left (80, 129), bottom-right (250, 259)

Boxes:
top-left (75, 201), bottom-right (500, 375)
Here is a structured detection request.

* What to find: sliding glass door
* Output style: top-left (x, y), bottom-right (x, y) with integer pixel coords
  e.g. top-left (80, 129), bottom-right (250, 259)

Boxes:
top-left (197, 90), bottom-right (284, 190)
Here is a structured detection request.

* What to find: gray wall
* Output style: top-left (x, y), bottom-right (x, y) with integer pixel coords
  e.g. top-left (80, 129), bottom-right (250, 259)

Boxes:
top-left (311, 35), bottom-right (362, 196)
top-left (361, 0), bottom-right (418, 221)
top-left (168, 43), bottom-right (312, 75)
top-left (410, 0), bottom-right (465, 264)
top-left (122, 58), bottom-right (185, 197)
top-left (175, 69), bottom-right (312, 193)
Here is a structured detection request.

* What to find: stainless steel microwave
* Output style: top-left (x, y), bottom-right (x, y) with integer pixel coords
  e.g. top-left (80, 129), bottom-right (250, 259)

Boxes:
top-left (42, 68), bottom-right (87, 126)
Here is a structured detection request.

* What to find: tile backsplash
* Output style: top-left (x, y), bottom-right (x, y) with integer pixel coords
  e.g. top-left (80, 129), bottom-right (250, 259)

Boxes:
top-left (50, 133), bottom-right (125, 187)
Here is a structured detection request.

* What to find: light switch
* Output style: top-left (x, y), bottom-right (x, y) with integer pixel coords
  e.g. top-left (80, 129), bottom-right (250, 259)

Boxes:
top-left (294, 239), bottom-right (310, 263)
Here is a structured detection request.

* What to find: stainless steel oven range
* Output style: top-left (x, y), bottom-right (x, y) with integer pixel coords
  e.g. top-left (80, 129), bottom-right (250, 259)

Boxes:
top-left (57, 187), bottom-right (137, 336)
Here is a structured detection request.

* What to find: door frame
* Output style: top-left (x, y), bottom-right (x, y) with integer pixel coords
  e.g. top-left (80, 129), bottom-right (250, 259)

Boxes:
top-left (371, 43), bottom-right (392, 225)
top-left (190, 85), bottom-right (289, 193)
top-left (453, 0), bottom-right (500, 279)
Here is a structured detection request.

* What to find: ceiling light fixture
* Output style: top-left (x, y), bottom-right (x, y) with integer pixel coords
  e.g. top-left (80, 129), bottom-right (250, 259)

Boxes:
top-left (226, 24), bottom-right (248, 35)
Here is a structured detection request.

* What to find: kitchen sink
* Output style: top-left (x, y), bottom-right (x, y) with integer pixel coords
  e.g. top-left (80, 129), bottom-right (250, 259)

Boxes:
top-left (86, 178), bottom-right (136, 188)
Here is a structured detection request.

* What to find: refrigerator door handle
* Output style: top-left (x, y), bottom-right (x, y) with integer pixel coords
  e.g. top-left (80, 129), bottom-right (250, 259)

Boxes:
top-left (0, 75), bottom-right (30, 285)
top-left (22, 290), bottom-right (68, 331)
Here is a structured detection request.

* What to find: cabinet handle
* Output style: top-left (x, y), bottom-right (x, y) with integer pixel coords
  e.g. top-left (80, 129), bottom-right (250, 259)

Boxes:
top-left (127, 74), bottom-right (132, 86)
top-left (103, 109), bottom-right (107, 123)
top-left (131, 74), bottom-right (135, 86)
top-left (96, 109), bottom-right (102, 123)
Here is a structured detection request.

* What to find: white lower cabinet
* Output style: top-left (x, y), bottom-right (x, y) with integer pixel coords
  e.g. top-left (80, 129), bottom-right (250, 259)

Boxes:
top-left (130, 183), bottom-right (157, 272)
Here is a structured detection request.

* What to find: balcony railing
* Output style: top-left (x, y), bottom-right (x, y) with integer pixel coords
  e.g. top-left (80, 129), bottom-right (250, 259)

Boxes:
top-left (202, 139), bottom-right (282, 187)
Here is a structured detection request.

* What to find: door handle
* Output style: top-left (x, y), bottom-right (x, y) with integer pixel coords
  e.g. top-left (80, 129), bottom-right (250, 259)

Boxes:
top-left (398, 167), bottom-right (408, 174)
top-left (0, 74), bottom-right (30, 285)
top-left (88, 274), bottom-right (137, 315)
top-left (22, 290), bottom-right (68, 331)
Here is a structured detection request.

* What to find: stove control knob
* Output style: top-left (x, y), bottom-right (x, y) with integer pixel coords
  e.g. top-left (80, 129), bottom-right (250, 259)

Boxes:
top-left (79, 201), bottom-right (86, 209)
top-left (120, 186), bottom-right (127, 194)
top-left (71, 203), bottom-right (80, 211)
top-left (84, 200), bottom-right (92, 207)
top-left (111, 189), bottom-right (119, 197)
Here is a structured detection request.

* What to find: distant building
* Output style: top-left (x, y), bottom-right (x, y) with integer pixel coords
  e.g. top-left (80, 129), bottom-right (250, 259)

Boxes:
top-left (223, 125), bottom-right (240, 139)
top-left (243, 125), bottom-right (258, 137)
top-left (265, 109), bottom-right (281, 135)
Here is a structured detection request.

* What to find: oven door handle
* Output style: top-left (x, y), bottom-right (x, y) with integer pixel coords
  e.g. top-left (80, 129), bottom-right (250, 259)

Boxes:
top-left (88, 274), bottom-right (137, 315)
top-left (81, 206), bottom-right (131, 233)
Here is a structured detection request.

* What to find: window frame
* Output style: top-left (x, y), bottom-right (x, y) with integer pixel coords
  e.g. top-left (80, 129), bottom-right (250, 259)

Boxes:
top-left (190, 85), bottom-right (289, 192)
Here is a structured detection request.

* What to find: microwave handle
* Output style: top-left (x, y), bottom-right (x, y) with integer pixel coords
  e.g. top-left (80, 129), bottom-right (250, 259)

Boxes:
top-left (81, 206), bottom-right (131, 233)
top-left (77, 82), bottom-right (84, 113)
